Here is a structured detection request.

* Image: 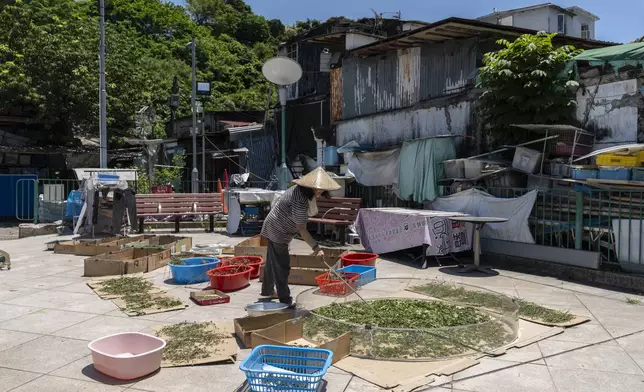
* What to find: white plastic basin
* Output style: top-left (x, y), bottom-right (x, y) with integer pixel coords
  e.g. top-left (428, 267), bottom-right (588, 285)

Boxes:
top-left (88, 332), bottom-right (166, 380)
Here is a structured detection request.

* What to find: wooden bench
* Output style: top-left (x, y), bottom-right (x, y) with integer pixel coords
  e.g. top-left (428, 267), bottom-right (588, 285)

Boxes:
top-left (136, 193), bottom-right (224, 233)
top-left (309, 197), bottom-right (361, 245)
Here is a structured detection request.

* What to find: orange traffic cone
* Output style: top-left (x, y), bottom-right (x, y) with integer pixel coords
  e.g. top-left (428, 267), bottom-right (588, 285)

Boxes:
top-left (217, 179), bottom-right (227, 214)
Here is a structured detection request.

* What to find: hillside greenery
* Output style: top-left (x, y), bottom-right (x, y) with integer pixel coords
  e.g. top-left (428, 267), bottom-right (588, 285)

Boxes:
top-left (0, 0), bottom-right (314, 142)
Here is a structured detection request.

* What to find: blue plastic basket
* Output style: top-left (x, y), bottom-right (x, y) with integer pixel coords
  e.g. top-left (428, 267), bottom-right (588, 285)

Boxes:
top-left (169, 257), bottom-right (220, 284)
top-left (599, 167), bottom-right (631, 181)
top-left (240, 345), bottom-right (333, 392)
top-left (337, 265), bottom-right (376, 287)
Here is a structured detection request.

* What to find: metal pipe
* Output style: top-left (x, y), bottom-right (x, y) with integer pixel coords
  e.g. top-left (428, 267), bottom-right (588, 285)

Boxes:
top-left (98, 0), bottom-right (107, 168)
top-left (190, 38), bottom-right (199, 193)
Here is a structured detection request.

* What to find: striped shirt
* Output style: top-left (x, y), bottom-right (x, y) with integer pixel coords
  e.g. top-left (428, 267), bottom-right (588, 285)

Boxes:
top-left (261, 186), bottom-right (310, 244)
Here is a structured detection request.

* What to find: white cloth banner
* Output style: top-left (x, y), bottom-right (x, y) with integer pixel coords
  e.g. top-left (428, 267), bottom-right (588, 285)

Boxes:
top-left (430, 188), bottom-right (538, 244)
top-left (347, 149), bottom-right (400, 187)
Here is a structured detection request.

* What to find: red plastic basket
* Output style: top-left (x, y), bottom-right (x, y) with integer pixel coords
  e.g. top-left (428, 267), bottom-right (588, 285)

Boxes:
top-left (220, 256), bottom-right (264, 280)
top-left (206, 265), bottom-right (253, 292)
top-left (341, 252), bottom-right (378, 267)
top-left (315, 272), bottom-right (360, 296)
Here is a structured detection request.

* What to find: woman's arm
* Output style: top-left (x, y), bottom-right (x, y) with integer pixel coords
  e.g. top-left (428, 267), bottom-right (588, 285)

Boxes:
top-left (297, 225), bottom-right (319, 251)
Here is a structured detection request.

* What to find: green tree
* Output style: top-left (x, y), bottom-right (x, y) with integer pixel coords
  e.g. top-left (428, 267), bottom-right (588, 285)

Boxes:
top-left (477, 32), bottom-right (582, 144)
top-left (295, 18), bottom-right (321, 33)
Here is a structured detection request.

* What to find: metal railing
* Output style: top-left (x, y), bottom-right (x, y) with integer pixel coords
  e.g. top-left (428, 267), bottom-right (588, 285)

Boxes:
top-left (439, 186), bottom-right (644, 268)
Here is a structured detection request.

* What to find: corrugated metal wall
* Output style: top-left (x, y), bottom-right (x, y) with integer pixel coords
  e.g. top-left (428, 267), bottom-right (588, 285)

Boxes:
top-left (342, 48), bottom-right (422, 119)
top-left (420, 38), bottom-right (477, 100)
top-left (397, 47), bottom-right (421, 108)
top-left (330, 67), bottom-right (343, 122)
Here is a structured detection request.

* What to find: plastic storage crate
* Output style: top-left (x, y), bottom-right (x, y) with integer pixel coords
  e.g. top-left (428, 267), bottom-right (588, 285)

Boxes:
top-left (337, 265), bottom-right (376, 287)
top-left (315, 271), bottom-right (359, 296)
top-left (512, 147), bottom-right (543, 174)
top-left (596, 154), bottom-right (639, 167)
top-left (599, 167), bottom-right (631, 181)
top-left (632, 168), bottom-right (644, 182)
top-left (240, 345), bottom-right (333, 392)
top-left (571, 167), bottom-right (598, 180)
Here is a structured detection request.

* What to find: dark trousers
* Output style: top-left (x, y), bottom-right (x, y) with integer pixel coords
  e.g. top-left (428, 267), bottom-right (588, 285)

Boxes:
top-left (261, 240), bottom-right (291, 304)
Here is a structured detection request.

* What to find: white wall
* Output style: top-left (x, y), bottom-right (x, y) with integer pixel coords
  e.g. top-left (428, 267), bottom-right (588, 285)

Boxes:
top-left (513, 7), bottom-right (552, 32)
top-left (576, 79), bottom-right (639, 149)
top-left (481, 7), bottom-right (595, 38)
top-left (336, 101), bottom-right (472, 148)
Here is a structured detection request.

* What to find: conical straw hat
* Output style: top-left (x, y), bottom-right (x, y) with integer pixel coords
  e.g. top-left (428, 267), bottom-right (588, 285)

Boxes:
top-left (293, 167), bottom-right (341, 191)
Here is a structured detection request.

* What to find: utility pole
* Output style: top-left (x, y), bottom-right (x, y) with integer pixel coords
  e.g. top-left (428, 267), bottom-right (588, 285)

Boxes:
top-left (98, 0), bottom-right (107, 168)
top-left (190, 38), bottom-right (199, 193)
top-left (201, 112), bottom-right (206, 189)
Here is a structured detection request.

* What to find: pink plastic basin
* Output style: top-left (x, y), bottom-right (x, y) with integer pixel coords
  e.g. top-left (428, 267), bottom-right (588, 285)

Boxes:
top-left (88, 332), bottom-right (166, 380)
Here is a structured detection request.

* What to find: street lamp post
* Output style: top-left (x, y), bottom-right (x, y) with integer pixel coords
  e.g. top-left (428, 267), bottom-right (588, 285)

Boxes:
top-left (98, 0), bottom-right (107, 168)
top-left (189, 38), bottom-right (199, 193)
top-left (76, 0), bottom-right (108, 168)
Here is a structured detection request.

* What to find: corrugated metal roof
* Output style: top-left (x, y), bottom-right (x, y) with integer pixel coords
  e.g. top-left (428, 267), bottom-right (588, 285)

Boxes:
top-left (349, 17), bottom-right (615, 56)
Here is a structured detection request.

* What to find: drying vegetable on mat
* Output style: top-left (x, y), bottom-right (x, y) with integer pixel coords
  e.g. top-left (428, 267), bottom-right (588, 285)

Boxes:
top-left (259, 167), bottom-right (341, 307)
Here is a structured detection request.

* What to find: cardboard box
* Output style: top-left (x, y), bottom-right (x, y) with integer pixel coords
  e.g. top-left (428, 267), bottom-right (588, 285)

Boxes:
top-left (234, 313), bottom-right (293, 348)
top-left (258, 265), bottom-right (326, 286)
top-left (234, 235), bottom-right (268, 259)
top-left (128, 235), bottom-right (192, 254)
top-left (251, 317), bottom-right (350, 364)
top-left (83, 247), bottom-right (171, 277)
top-left (54, 236), bottom-right (121, 255)
top-left (235, 235), bottom-right (347, 269)
top-left (54, 235), bottom-right (155, 256)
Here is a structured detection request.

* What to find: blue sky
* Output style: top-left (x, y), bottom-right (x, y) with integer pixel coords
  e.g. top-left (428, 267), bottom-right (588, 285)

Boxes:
top-left (170, 0), bottom-right (643, 43)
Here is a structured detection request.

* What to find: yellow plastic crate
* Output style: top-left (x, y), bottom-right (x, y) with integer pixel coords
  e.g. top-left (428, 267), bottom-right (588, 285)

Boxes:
top-left (596, 154), bottom-right (639, 167)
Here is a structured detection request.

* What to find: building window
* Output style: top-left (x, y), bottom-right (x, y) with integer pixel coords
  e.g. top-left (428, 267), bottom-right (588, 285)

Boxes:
top-left (557, 14), bottom-right (567, 35)
top-left (581, 24), bottom-right (590, 39)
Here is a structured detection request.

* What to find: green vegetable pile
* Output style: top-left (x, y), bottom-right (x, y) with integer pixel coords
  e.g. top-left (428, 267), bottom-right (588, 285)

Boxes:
top-left (96, 276), bottom-right (183, 315)
top-left (517, 300), bottom-right (574, 323)
top-left (158, 322), bottom-right (228, 363)
top-left (304, 298), bottom-right (515, 360)
top-left (98, 276), bottom-right (153, 296)
top-left (408, 282), bottom-right (517, 312)
top-left (313, 299), bottom-right (490, 329)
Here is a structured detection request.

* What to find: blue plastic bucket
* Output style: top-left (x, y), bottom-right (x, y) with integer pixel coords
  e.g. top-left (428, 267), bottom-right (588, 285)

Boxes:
top-left (169, 257), bottom-right (220, 284)
top-left (323, 146), bottom-right (339, 166)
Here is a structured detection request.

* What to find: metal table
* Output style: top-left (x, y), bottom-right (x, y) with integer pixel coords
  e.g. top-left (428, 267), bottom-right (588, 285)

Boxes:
top-left (447, 216), bottom-right (508, 273)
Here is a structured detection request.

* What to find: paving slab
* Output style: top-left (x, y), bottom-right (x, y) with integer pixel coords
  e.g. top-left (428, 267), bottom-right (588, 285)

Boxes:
top-left (0, 335), bottom-right (89, 373)
top-left (0, 303), bottom-right (39, 323)
top-left (549, 368), bottom-right (644, 392)
top-left (0, 308), bottom-right (96, 334)
top-left (544, 341), bottom-right (643, 375)
top-left (3, 289), bottom-right (118, 314)
top-left (52, 315), bottom-right (160, 341)
top-left (0, 367), bottom-right (40, 392)
top-left (50, 354), bottom-right (137, 387)
top-left (452, 360), bottom-right (556, 392)
top-left (0, 329), bottom-right (41, 352)
top-left (10, 375), bottom-right (127, 392)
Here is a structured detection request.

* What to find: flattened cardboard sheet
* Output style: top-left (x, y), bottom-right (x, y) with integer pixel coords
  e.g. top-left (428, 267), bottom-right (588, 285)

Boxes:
top-left (112, 293), bottom-right (187, 317)
top-left (519, 314), bottom-right (590, 328)
top-left (155, 322), bottom-right (238, 368)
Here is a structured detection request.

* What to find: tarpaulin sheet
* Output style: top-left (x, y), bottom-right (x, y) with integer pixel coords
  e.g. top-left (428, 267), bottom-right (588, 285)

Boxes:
top-left (347, 149), bottom-right (400, 187)
top-left (355, 208), bottom-right (473, 256)
top-left (430, 188), bottom-right (538, 244)
top-left (574, 43), bottom-right (644, 62)
top-left (398, 138), bottom-right (456, 203)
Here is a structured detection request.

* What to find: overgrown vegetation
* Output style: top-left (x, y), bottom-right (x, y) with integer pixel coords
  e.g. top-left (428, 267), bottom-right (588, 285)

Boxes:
top-left (157, 322), bottom-right (228, 363)
top-left (0, 0), bottom-right (289, 141)
top-left (478, 32), bottom-right (583, 145)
